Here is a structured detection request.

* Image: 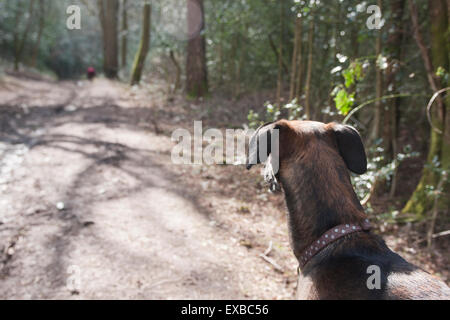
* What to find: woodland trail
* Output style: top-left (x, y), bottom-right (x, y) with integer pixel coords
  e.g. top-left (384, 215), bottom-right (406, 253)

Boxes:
top-left (0, 76), bottom-right (297, 299)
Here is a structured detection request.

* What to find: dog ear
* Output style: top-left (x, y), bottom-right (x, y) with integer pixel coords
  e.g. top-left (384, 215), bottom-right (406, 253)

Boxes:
top-left (332, 124), bottom-right (367, 174)
top-left (246, 122), bottom-right (276, 170)
top-left (247, 122), bottom-right (281, 192)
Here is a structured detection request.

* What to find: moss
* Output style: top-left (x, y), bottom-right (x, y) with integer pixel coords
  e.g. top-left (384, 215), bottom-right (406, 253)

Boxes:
top-left (402, 172), bottom-right (434, 219)
top-left (402, 130), bottom-right (442, 219)
top-left (186, 82), bottom-right (209, 99)
top-left (130, 3), bottom-right (151, 86)
top-left (403, 1), bottom-right (449, 220)
top-left (439, 121), bottom-right (450, 212)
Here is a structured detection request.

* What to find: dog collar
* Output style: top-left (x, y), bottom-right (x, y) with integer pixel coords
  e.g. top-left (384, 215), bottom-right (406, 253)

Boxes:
top-left (299, 219), bottom-right (371, 269)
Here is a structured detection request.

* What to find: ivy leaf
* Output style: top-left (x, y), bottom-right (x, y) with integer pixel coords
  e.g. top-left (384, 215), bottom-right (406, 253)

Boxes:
top-left (334, 89), bottom-right (355, 115)
top-left (342, 61), bottom-right (364, 88)
top-left (343, 69), bottom-right (355, 88)
top-left (436, 66), bottom-right (446, 78)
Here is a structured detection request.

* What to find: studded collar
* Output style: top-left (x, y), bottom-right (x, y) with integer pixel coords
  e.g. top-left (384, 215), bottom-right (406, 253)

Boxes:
top-left (299, 219), bottom-right (372, 269)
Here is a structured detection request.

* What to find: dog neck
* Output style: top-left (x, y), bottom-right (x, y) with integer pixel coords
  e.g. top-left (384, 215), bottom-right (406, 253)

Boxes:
top-left (279, 152), bottom-right (367, 262)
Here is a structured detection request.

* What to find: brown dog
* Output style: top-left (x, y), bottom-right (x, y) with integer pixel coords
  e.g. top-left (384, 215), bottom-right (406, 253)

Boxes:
top-left (247, 120), bottom-right (450, 300)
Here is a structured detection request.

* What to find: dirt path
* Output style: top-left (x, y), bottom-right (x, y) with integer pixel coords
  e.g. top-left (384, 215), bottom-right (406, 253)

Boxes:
top-left (0, 76), bottom-right (297, 299)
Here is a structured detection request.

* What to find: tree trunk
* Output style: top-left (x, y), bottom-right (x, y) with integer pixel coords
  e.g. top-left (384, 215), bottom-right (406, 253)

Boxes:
top-left (31, 0), bottom-right (45, 68)
top-left (304, 18), bottom-right (315, 120)
top-left (333, 1), bottom-right (342, 65)
top-left (276, 0), bottom-right (285, 107)
top-left (408, 0), bottom-right (442, 101)
top-left (186, 0), bottom-right (208, 98)
top-left (403, 0), bottom-right (449, 218)
top-left (433, 0), bottom-right (450, 212)
top-left (235, 27), bottom-right (247, 101)
top-left (121, 0), bottom-right (128, 69)
top-left (372, 0), bottom-right (405, 197)
top-left (14, 0), bottom-right (35, 71)
top-left (385, 0), bottom-right (406, 197)
top-left (326, 2), bottom-right (342, 114)
top-left (268, 34), bottom-right (289, 74)
top-left (232, 20), bottom-right (248, 101)
top-left (294, 16), bottom-right (304, 103)
top-left (98, 0), bottom-right (119, 79)
top-left (13, 5), bottom-right (23, 71)
top-left (315, 23), bottom-right (331, 120)
top-left (289, 15), bottom-right (302, 102)
top-left (130, 1), bottom-right (151, 85)
top-left (372, 0), bottom-right (384, 142)
top-left (170, 50), bottom-right (181, 93)
top-left (229, 33), bottom-right (237, 97)
top-left (217, 22), bottom-right (224, 86)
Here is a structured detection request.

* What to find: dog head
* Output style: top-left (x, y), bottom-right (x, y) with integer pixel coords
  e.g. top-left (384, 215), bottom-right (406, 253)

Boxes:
top-left (246, 120), bottom-right (367, 190)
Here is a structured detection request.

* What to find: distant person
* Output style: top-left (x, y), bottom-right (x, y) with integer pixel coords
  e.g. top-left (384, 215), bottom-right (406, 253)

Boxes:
top-left (87, 67), bottom-right (96, 81)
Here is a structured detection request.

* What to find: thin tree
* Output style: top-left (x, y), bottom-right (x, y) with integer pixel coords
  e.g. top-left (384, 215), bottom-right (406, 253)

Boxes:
top-left (121, 0), bottom-right (128, 69)
top-left (14, 0), bottom-right (36, 71)
top-left (169, 50), bottom-right (181, 93)
top-left (304, 17), bottom-right (315, 120)
top-left (370, 0), bottom-right (406, 198)
top-left (371, 0), bottom-right (384, 142)
top-left (31, 0), bottom-right (46, 68)
top-left (186, 0), bottom-right (208, 98)
top-left (276, 0), bottom-right (285, 107)
top-left (384, 0), bottom-right (406, 197)
top-left (289, 14), bottom-right (302, 102)
top-left (130, 1), bottom-right (151, 85)
top-left (403, 0), bottom-right (449, 217)
top-left (294, 14), bottom-right (304, 103)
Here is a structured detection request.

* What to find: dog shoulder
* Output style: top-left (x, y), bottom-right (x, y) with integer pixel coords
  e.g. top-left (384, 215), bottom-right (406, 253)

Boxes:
top-left (385, 269), bottom-right (450, 300)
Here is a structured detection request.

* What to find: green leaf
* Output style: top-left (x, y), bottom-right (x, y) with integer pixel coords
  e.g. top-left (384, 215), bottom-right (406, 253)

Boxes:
top-left (343, 69), bottom-right (354, 88)
top-left (334, 89), bottom-right (355, 115)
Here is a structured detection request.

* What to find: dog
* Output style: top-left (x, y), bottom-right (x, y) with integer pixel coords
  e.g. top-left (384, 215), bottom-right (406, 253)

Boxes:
top-left (247, 120), bottom-right (450, 300)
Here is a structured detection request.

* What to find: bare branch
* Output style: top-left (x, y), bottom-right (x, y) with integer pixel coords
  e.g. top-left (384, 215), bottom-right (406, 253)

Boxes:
top-left (426, 88), bottom-right (450, 135)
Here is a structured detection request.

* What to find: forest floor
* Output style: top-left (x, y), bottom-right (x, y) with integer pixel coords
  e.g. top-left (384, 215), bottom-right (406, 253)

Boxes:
top-left (0, 73), bottom-right (448, 299)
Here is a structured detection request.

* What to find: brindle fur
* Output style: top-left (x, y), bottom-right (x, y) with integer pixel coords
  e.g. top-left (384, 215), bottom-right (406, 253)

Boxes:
top-left (247, 120), bottom-right (450, 300)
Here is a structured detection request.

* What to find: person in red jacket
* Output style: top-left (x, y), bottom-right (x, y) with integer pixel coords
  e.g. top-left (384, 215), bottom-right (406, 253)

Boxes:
top-left (87, 67), bottom-right (96, 81)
